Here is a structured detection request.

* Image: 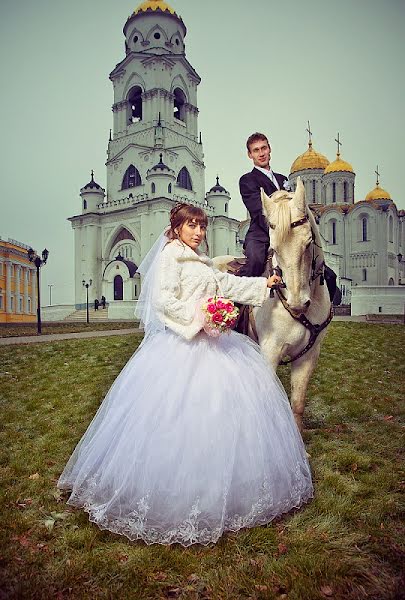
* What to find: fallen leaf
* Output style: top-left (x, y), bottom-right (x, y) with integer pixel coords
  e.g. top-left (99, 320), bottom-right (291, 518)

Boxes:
top-left (277, 543), bottom-right (288, 555)
top-left (254, 585), bottom-right (268, 592)
top-left (321, 585), bottom-right (333, 597)
top-left (29, 473), bottom-right (40, 480)
top-left (44, 518), bottom-right (55, 532)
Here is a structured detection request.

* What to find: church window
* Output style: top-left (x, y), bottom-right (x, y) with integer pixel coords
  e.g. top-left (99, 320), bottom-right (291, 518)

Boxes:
top-left (28, 297), bottom-right (31, 312)
top-left (332, 182), bottom-right (336, 203)
top-left (362, 268), bottom-right (367, 281)
top-left (151, 182), bottom-right (156, 194)
top-left (83, 200), bottom-right (87, 210)
top-left (362, 217), bottom-right (368, 241)
top-left (168, 183), bottom-right (172, 193)
top-left (114, 275), bottom-right (123, 301)
top-left (388, 277), bottom-right (395, 285)
top-left (330, 220), bottom-right (337, 244)
top-left (312, 180), bottom-right (316, 202)
top-left (10, 296), bottom-right (14, 310)
top-left (177, 167), bottom-right (192, 191)
top-left (173, 88), bottom-right (186, 122)
top-left (175, 38), bottom-right (180, 46)
top-left (128, 86), bottom-right (142, 123)
top-left (134, 35), bottom-right (138, 43)
top-left (388, 215), bottom-right (393, 242)
top-left (154, 32), bottom-right (161, 39)
top-left (122, 165), bottom-right (142, 189)
top-left (343, 181), bottom-right (348, 202)
top-left (19, 297), bottom-right (23, 312)
top-left (225, 203), bottom-right (228, 213)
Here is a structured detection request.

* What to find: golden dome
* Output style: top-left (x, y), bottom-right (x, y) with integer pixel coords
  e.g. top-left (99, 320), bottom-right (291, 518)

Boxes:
top-left (290, 142), bottom-right (330, 174)
top-left (324, 153), bottom-right (354, 174)
top-left (365, 184), bottom-right (391, 201)
top-left (134, 0), bottom-right (177, 16)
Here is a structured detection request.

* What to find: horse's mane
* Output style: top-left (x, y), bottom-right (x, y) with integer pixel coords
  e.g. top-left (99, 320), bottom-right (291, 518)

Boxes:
top-left (271, 191), bottom-right (292, 243)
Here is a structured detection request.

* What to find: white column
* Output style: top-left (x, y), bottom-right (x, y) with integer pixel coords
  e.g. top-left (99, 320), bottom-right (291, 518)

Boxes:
top-left (15, 266), bottom-right (21, 312)
top-left (6, 261), bottom-right (12, 313)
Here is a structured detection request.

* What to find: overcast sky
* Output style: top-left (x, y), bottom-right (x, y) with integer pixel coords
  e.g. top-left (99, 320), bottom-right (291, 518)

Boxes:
top-left (1, 0), bottom-right (404, 305)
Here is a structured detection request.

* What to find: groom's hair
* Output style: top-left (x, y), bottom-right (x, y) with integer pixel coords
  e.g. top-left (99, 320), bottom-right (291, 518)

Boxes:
top-left (246, 132), bottom-right (270, 151)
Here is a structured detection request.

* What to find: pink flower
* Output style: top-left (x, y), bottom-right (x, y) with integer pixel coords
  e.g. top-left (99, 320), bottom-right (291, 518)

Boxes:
top-left (216, 300), bottom-right (226, 310)
top-left (229, 318), bottom-right (237, 327)
top-left (207, 303), bottom-right (216, 314)
top-left (212, 312), bottom-right (224, 323)
top-left (225, 303), bottom-right (234, 313)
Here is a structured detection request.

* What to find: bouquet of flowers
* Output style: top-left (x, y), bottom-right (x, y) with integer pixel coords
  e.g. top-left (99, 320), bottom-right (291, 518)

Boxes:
top-left (201, 296), bottom-right (239, 337)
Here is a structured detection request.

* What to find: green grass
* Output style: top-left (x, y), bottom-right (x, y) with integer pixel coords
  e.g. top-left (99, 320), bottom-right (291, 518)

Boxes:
top-left (0, 321), bottom-right (139, 338)
top-left (0, 323), bottom-right (404, 599)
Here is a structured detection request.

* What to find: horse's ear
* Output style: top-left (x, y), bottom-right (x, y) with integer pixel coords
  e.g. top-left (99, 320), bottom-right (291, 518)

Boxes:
top-left (261, 187), bottom-right (273, 218)
top-left (293, 176), bottom-right (306, 213)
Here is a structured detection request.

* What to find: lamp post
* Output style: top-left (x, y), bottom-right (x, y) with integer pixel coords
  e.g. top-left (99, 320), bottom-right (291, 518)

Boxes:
top-left (82, 279), bottom-right (92, 324)
top-left (27, 247), bottom-right (49, 335)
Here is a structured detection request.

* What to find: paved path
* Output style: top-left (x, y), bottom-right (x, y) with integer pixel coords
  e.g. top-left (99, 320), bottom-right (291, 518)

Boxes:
top-left (0, 328), bottom-right (142, 346)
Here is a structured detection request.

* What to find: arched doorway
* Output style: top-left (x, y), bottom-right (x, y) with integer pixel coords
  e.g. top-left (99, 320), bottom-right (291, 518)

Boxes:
top-left (114, 275), bottom-right (123, 300)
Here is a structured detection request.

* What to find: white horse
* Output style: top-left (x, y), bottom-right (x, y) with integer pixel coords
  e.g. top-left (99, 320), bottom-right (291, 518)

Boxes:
top-left (214, 178), bottom-right (332, 431)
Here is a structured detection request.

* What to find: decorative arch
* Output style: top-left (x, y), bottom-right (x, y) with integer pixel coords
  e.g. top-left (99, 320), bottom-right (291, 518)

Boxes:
top-left (146, 24), bottom-right (168, 43)
top-left (388, 277), bottom-right (395, 285)
top-left (170, 75), bottom-right (189, 101)
top-left (111, 227), bottom-right (135, 248)
top-left (123, 72), bottom-right (146, 100)
top-left (127, 85), bottom-right (143, 123)
top-left (173, 87), bottom-right (187, 121)
top-left (131, 29), bottom-right (144, 48)
top-left (122, 165), bottom-right (142, 190)
top-left (104, 224), bottom-right (140, 260)
top-left (170, 31), bottom-right (183, 49)
top-left (177, 166), bottom-right (192, 191)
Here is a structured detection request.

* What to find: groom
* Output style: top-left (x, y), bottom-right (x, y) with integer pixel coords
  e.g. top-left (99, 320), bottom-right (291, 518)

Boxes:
top-left (239, 132), bottom-right (288, 277)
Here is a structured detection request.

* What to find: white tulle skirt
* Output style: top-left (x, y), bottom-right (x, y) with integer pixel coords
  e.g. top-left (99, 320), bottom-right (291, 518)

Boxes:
top-left (58, 329), bottom-right (313, 546)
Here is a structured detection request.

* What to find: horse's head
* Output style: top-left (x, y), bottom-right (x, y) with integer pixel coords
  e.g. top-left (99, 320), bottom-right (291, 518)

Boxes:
top-left (262, 177), bottom-right (314, 315)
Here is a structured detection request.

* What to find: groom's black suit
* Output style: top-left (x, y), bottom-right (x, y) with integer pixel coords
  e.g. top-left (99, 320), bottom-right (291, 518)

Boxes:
top-left (239, 167), bottom-right (288, 276)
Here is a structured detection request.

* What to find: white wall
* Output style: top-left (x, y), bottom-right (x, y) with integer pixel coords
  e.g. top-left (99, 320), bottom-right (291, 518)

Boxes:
top-left (351, 286), bottom-right (405, 315)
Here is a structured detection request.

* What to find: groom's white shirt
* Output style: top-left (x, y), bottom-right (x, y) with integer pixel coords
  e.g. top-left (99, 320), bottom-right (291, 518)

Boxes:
top-left (254, 166), bottom-right (280, 190)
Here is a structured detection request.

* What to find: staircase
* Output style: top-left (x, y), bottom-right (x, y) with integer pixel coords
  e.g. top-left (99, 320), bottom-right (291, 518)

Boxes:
top-left (65, 308), bottom-right (111, 322)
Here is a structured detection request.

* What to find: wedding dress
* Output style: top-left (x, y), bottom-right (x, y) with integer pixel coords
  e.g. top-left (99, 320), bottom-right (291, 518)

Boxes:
top-left (58, 233), bottom-right (313, 546)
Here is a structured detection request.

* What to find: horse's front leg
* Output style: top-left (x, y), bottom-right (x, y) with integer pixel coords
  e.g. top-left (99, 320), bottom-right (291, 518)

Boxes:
top-left (290, 343), bottom-right (321, 432)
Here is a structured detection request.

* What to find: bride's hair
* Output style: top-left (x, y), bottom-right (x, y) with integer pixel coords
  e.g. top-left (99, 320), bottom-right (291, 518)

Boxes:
top-left (167, 203), bottom-right (208, 241)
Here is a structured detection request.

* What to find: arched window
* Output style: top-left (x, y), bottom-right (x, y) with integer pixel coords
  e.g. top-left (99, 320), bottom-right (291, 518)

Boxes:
top-left (114, 275), bottom-right (123, 300)
top-left (151, 182), bottom-right (156, 194)
top-left (362, 217), bottom-right (368, 242)
top-left (173, 87), bottom-right (186, 122)
top-left (388, 215), bottom-right (393, 242)
top-left (332, 182), bottom-right (336, 203)
top-left (388, 277), bottom-right (395, 285)
top-left (330, 220), bottom-right (337, 244)
top-left (177, 167), bottom-right (192, 191)
top-left (128, 86), bottom-right (142, 123)
top-left (225, 203), bottom-right (228, 213)
top-left (343, 181), bottom-right (348, 202)
top-left (168, 183), bottom-right (172, 194)
top-left (312, 180), bottom-right (316, 202)
top-left (83, 200), bottom-right (87, 210)
top-left (362, 268), bottom-right (367, 281)
top-left (122, 165), bottom-right (142, 190)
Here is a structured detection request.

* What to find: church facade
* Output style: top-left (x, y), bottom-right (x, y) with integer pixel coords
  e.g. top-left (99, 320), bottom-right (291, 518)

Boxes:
top-left (286, 136), bottom-right (405, 305)
top-left (69, 0), bottom-right (239, 313)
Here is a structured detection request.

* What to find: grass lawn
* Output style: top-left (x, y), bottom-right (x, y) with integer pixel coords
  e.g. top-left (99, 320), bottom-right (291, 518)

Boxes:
top-left (0, 323), bottom-right (404, 600)
top-left (0, 322), bottom-right (139, 338)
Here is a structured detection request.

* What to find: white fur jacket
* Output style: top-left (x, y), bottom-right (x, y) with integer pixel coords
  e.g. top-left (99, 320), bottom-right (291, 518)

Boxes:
top-left (154, 239), bottom-right (268, 340)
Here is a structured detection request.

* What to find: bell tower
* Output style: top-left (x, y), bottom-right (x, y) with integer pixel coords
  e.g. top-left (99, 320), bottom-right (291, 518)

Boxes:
top-left (107, 0), bottom-right (205, 204)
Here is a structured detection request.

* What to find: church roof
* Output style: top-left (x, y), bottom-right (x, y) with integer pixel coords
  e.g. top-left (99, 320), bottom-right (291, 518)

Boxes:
top-left (290, 142), bottom-right (330, 174)
top-left (208, 176), bottom-right (228, 194)
top-left (149, 153), bottom-right (174, 172)
top-left (82, 171), bottom-right (103, 191)
top-left (324, 153), bottom-right (354, 174)
top-left (365, 183), bottom-right (391, 201)
top-left (133, 0), bottom-right (179, 17)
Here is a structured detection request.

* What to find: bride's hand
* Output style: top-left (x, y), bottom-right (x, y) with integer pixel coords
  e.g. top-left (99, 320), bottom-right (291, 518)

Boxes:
top-left (267, 274), bottom-right (282, 288)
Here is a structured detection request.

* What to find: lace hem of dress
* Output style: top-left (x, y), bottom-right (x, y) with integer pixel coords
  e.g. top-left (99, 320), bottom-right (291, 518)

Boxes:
top-left (62, 470), bottom-right (313, 547)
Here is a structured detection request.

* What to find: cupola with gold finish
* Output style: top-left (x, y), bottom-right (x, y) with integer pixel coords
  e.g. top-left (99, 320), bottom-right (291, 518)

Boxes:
top-left (366, 166), bottom-right (392, 201)
top-left (323, 133), bottom-right (355, 205)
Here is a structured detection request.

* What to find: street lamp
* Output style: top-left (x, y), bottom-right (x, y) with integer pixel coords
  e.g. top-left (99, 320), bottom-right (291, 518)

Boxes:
top-left (27, 247), bottom-right (49, 334)
top-left (82, 279), bottom-right (92, 324)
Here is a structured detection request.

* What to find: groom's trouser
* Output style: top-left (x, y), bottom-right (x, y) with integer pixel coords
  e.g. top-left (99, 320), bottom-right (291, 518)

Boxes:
top-left (239, 238), bottom-right (269, 277)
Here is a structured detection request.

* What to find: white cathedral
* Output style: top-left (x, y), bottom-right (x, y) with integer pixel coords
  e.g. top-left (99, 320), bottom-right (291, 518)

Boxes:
top-left (69, 0), bottom-right (239, 317)
top-left (70, 0), bottom-right (404, 317)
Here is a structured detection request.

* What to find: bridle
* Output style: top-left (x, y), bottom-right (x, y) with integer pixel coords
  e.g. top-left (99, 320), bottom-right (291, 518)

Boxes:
top-left (266, 213), bottom-right (333, 365)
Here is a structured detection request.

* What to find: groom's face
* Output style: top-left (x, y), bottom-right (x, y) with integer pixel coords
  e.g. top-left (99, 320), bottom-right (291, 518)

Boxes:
top-left (248, 140), bottom-right (271, 169)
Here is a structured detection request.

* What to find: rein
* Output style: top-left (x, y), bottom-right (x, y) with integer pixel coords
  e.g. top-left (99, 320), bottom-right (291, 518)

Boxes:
top-left (268, 213), bottom-right (333, 365)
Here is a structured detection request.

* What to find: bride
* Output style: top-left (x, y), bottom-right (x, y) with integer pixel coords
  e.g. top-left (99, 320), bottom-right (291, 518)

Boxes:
top-left (58, 202), bottom-right (313, 546)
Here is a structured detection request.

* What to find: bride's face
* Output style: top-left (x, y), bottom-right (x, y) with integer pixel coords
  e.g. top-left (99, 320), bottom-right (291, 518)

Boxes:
top-left (178, 219), bottom-right (206, 250)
